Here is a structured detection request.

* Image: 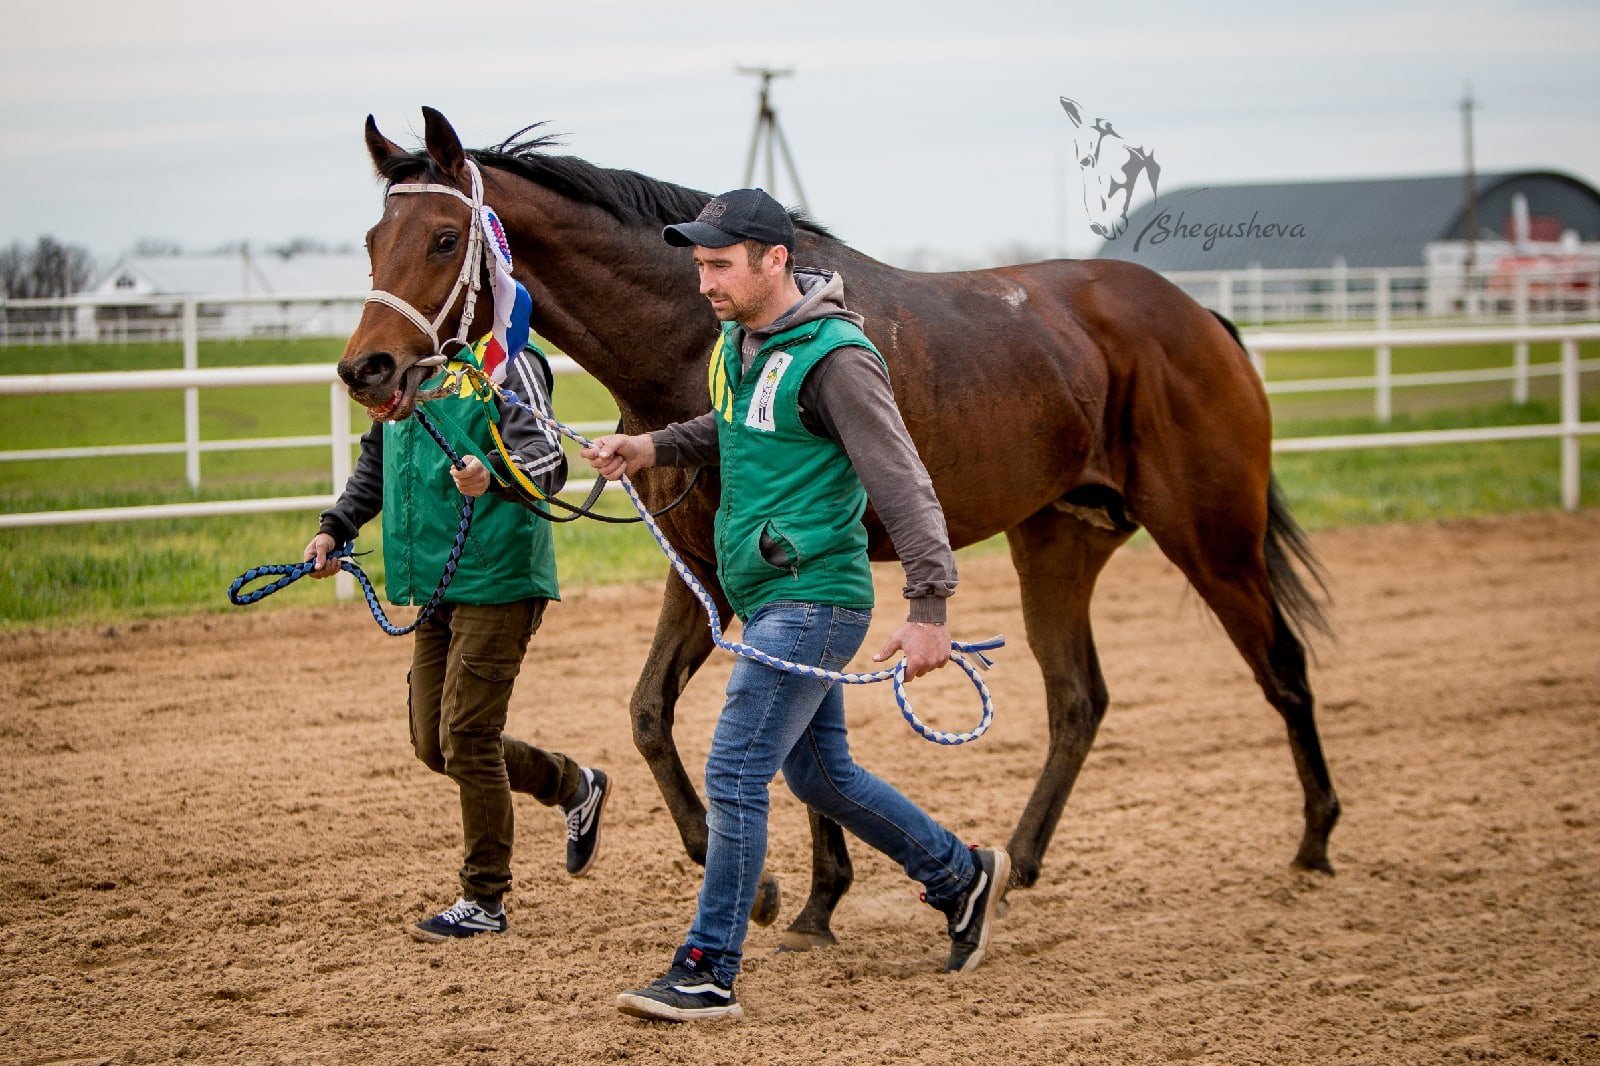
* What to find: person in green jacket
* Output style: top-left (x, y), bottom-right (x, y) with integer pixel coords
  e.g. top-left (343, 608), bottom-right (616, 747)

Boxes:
top-left (585, 189), bottom-right (1008, 1022)
top-left (306, 340), bottom-right (608, 942)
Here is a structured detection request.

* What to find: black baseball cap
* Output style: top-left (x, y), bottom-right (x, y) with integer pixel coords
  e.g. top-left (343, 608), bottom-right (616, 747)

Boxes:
top-left (663, 188), bottom-right (796, 251)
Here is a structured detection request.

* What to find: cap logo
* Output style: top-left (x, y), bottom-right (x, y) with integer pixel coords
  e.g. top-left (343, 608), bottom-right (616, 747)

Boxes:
top-left (700, 200), bottom-right (728, 222)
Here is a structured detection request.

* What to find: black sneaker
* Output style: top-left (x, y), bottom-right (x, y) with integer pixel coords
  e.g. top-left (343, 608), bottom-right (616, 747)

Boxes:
top-left (408, 897), bottom-right (507, 943)
top-left (942, 846), bottom-right (1010, 973)
top-left (616, 946), bottom-right (743, 1022)
top-left (561, 767), bottom-right (609, 877)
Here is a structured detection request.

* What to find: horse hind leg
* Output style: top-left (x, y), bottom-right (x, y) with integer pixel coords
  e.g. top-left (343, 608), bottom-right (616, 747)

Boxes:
top-left (1005, 507), bottom-right (1130, 889)
top-left (778, 810), bottom-right (852, 951)
top-left (1140, 485), bottom-right (1340, 874)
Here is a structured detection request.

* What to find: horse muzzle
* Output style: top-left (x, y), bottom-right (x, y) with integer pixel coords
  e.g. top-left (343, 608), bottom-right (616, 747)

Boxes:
top-left (338, 353), bottom-right (429, 422)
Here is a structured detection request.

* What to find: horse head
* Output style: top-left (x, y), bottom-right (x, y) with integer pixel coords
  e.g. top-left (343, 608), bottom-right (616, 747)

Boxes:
top-left (1059, 96), bottom-right (1160, 241)
top-left (338, 107), bottom-right (488, 421)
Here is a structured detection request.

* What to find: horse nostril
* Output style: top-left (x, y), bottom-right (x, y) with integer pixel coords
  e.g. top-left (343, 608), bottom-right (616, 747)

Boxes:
top-left (340, 352), bottom-right (396, 390)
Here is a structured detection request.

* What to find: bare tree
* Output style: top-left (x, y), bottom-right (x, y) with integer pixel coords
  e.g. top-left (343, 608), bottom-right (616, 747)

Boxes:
top-left (0, 236), bottom-right (95, 298)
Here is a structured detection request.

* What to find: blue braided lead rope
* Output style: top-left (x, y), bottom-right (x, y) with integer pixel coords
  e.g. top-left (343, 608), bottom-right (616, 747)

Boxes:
top-left (480, 370), bottom-right (1004, 746)
top-left (226, 408), bottom-right (474, 637)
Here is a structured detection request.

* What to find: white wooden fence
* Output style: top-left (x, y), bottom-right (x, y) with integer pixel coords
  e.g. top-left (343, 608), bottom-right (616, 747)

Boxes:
top-left (2, 322), bottom-right (1597, 574)
top-left (0, 355), bottom-right (609, 528)
top-left (1245, 323), bottom-right (1600, 511)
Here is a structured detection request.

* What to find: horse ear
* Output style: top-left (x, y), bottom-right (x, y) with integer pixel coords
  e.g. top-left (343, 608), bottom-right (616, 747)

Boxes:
top-left (365, 115), bottom-right (405, 176)
top-left (421, 106), bottom-right (467, 181)
top-left (1059, 97), bottom-right (1083, 128)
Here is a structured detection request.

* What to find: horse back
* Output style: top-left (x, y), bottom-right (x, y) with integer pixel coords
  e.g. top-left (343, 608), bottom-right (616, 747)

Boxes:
top-left (814, 253), bottom-right (1265, 551)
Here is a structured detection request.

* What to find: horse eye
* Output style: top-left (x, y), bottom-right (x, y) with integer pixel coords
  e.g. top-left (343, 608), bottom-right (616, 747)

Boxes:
top-left (436, 232), bottom-right (459, 253)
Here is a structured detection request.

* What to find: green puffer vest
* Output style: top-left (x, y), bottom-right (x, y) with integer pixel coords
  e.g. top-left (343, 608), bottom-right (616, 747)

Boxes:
top-left (709, 315), bottom-right (886, 620)
top-left (381, 365), bottom-right (559, 607)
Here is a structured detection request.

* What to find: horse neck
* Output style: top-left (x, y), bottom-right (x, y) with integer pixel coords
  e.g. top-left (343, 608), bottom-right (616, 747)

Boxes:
top-left (484, 171), bottom-right (711, 429)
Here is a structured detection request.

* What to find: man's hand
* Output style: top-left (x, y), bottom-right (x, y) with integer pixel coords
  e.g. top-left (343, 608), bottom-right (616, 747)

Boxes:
top-left (303, 532), bottom-right (341, 579)
top-left (581, 433), bottom-right (655, 481)
top-left (449, 455), bottom-right (492, 497)
top-left (873, 621), bottom-right (951, 681)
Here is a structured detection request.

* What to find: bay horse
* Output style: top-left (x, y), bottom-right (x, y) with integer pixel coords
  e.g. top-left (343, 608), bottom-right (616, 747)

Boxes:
top-left (338, 107), bottom-right (1337, 950)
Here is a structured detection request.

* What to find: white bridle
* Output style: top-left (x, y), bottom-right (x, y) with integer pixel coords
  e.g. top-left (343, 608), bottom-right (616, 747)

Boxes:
top-left (363, 158), bottom-right (490, 366)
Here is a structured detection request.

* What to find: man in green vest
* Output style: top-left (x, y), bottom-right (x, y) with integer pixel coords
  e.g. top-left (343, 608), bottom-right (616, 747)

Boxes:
top-left (305, 340), bottom-right (609, 942)
top-left (584, 188), bottom-right (1009, 1022)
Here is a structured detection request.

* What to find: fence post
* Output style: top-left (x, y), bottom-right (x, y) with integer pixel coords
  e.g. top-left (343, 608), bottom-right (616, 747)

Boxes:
top-left (1560, 337), bottom-right (1580, 511)
top-left (1375, 272), bottom-right (1392, 423)
top-left (1216, 272), bottom-right (1233, 320)
top-left (1248, 264), bottom-right (1264, 326)
top-left (183, 297), bottom-right (200, 490)
top-left (1513, 273), bottom-right (1529, 404)
top-left (329, 382), bottom-right (355, 602)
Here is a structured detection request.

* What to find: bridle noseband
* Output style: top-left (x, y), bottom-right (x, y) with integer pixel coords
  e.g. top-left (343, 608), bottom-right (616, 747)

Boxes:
top-left (364, 158), bottom-right (492, 366)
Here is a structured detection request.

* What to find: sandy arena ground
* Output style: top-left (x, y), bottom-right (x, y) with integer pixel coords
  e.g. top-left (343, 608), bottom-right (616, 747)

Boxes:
top-left (2, 511), bottom-right (1597, 1065)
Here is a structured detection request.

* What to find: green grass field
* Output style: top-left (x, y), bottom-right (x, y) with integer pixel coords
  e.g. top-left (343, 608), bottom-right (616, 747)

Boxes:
top-left (1, 335), bottom-right (1595, 629)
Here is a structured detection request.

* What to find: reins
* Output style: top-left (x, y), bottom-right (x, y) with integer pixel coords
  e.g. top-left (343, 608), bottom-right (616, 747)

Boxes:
top-left (451, 364), bottom-right (1005, 747)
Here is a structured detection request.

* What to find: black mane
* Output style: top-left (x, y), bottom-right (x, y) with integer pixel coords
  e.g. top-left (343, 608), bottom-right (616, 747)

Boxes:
top-left (376, 122), bottom-right (833, 238)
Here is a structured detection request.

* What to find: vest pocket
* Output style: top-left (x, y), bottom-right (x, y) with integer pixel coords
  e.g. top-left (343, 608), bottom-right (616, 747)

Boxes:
top-left (726, 520), bottom-right (799, 583)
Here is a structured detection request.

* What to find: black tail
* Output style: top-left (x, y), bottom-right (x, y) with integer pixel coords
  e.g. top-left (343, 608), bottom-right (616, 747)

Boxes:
top-left (1265, 476), bottom-right (1334, 644)
top-left (1210, 309), bottom-right (1334, 645)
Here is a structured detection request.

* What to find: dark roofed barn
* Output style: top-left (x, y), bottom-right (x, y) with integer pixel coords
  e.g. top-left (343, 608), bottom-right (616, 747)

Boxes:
top-left (1093, 171), bottom-right (1600, 271)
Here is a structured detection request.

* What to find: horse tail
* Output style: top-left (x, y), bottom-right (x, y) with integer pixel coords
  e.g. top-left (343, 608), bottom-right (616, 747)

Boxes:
top-left (1207, 307), bottom-right (1248, 356)
top-left (1265, 476), bottom-right (1334, 644)
top-left (1209, 309), bottom-right (1335, 645)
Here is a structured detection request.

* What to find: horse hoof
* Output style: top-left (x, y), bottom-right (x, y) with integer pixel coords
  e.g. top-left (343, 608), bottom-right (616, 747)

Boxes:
top-left (777, 929), bottom-right (837, 953)
top-left (1292, 854), bottom-right (1335, 876)
top-left (1009, 859), bottom-right (1040, 889)
top-left (750, 874), bottom-right (781, 927)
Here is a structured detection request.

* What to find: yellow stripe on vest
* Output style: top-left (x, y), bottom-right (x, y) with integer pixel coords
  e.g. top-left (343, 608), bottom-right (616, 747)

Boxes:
top-left (707, 333), bottom-right (734, 423)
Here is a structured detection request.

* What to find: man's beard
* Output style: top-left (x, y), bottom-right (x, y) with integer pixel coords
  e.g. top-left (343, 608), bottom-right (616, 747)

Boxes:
top-left (715, 276), bottom-right (775, 324)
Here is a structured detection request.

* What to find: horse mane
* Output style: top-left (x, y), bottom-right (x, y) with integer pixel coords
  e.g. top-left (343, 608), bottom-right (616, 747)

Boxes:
top-left (375, 122), bottom-right (835, 239)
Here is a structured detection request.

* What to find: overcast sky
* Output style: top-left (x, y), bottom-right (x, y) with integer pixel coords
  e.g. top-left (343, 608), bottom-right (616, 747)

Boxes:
top-left (3, 0), bottom-right (1597, 274)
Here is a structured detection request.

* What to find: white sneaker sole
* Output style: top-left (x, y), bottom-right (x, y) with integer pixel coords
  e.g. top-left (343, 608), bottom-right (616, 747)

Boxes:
top-left (616, 992), bottom-right (744, 1022)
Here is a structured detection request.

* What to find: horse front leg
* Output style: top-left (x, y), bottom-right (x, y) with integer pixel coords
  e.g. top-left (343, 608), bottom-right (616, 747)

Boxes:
top-left (779, 810), bottom-right (853, 951)
top-left (1004, 512), bottom-right (1127, 889)
top-left (629, 570), bottom-right (782, 926)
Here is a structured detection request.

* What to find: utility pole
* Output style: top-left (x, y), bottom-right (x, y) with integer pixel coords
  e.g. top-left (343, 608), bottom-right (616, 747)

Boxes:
top-left (738, 66), bottom-right (808, 212)
top-left (1460, 84), bottom-right (1480, 273)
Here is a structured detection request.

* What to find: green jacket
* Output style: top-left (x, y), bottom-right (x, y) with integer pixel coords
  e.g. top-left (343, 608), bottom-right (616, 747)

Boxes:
top-left (709, 316), bottom-right (886, 620)
top-left (322, 348), bottom-right (564, 607)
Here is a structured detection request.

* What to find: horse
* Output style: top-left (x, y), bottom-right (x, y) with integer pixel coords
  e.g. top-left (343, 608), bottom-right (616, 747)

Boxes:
top-left (337, 106), bottom-right (1338, 951)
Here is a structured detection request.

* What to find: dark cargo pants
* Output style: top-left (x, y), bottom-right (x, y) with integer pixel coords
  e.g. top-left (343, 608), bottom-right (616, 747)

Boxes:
top-left (408, 598), bottom-right (582, 905)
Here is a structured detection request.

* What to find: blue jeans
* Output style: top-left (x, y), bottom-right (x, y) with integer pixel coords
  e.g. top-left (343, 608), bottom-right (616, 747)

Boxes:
top-left (684, 601), bottom-right (976, 987)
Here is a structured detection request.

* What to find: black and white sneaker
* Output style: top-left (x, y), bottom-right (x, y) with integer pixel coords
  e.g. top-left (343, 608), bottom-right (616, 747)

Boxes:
top-left (408, 897), bottom-right (507, 943)
top-left (561, 767), bottom-right (609, 877)
top-left (942, 846), bottom-right (1011, 973)
top-left (616, 946), bottom-right (743, 1022)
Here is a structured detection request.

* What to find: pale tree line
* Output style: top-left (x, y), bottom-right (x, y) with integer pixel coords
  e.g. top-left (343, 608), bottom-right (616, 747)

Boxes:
top-left (1, 237), bottom-right (94, 299)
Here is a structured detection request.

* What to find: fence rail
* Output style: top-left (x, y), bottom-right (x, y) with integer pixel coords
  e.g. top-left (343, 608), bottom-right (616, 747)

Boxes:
top-left (6, 260), bottom-right (1600, 348)
top-left (0, 354), bottom-right (612, 533)
top-left (2, 324), bottom-right (1596, 540)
